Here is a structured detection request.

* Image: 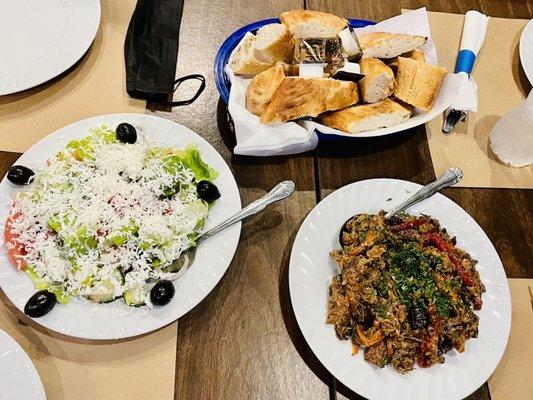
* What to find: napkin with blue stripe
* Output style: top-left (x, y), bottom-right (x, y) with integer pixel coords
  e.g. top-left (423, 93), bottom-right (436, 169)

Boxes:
top-left (442, 11), bottom-right (489, 133)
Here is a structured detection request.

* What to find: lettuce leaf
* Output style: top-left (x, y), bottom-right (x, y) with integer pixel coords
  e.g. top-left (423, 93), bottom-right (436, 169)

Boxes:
top-left (177, 145), bottom-right (218, 182)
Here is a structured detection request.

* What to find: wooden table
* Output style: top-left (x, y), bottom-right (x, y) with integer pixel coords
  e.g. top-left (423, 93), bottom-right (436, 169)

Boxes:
top-left (1, 1), bottom-right (532, 399)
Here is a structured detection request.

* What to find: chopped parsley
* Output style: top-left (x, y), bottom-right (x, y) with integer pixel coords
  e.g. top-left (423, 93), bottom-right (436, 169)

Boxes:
top-left (376, 303), bottom-right (389, 318)
top-left (386, 243), bottom-right (454, 318)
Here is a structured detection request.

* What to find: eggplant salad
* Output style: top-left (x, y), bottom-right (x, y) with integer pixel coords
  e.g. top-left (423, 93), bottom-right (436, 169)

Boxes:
top-left (327, 212), bottom-right (485, 373)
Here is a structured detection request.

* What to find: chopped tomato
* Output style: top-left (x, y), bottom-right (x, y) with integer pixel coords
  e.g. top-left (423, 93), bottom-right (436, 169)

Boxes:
top-left (423, 233), bottom-right (451, 252)
top-left (390, 218), bottom-right (427, 233)
top-left (4, 212), bottom-right (27, 270)
top-left (424, 233), bottom-right (477, 288)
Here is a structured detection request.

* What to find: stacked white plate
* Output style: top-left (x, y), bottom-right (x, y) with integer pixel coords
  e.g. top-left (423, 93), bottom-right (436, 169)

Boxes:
top-left (519, 19), bottom-right (533, 83)
top-left (0, 329), bottom-right (46, 399)
top-left (0, 0), bottom-right (101, 95)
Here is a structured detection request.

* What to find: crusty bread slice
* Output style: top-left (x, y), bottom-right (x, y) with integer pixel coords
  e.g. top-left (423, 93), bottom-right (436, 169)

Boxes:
top-left (358, 32), bottom-right (427, 59)
top-left (280, 10), bottom-right (347, 38)
top-left (253, 23), bottom-right (295, 64)
top-left (319, 98), bottom-right (411, 134)
top-left (403, 48), bottom-right (425, 62)
top-left (229, 35), bottom-right (271, 74)
top-left (246, 64), bottom-right (286, 116)
top-left (358, 57), bottom-right (395, 103)
top-left (394, 57), bottom-right (447, 111)
top-left (260, 77), bottom-right (358, 124)
top-left (386, 49), bottom-right (425, 74)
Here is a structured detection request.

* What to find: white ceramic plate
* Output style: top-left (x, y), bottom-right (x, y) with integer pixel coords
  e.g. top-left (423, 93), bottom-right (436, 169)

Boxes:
top-left (0, 0), bottom-right (101, 95)
top-left (519, 18), bottom-right (533, 84)
top-left (289, 179), bottom-right (511, 400)
top-left (0, 329), bottom-right (46, 399)
top-left (0, 113), bottom-right (242, 340)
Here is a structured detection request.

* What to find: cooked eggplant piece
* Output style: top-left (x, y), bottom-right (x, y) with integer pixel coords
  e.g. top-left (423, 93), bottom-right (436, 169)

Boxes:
top-left (294, 36), bottom-right (345, 66)
top-left (409, 303), bottom-right (428, 330)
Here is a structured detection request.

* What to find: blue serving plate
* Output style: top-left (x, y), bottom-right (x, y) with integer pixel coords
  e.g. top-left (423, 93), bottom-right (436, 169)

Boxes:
top-left (214, 18), bottom-right (375, 104)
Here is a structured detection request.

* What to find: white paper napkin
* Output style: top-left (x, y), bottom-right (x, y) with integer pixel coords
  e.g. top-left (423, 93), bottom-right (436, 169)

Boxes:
top-left (224, 33), bottom-right (318, 156)
top-left (225, 8), bottom-right (461, 154)
top-left (450, 73), bottom-right (478, 112)
top-left (460, 11), bottom-right (489, 55)
top-left (448, 11), bottom-right (489, 113)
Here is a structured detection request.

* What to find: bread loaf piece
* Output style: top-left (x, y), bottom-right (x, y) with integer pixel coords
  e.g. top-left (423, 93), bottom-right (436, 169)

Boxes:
top-left (358, 32), bottom-right (427, 59)
top-left (387, 48), bottom-right (425, 73)
top-left (358, 57), bottom-right (395, 103)
top-left (253, 23), bottom-right (295, 64)
top-left (319, 98), bottom-right (411, 133)
top-left (229, 35), bottom-right (271, 74)
top-left (230, 24), bottom-right (295, 74)
top-left (403, 48), bottom-right (425, 62)
top-left (394, 57), bottom-right (447, 111)
top-left (260, 77), bottom-right (358, 124)
top-left (246, 64), bottom-right (286, 116)
top-left (280, 10), bottom-right (347, 38)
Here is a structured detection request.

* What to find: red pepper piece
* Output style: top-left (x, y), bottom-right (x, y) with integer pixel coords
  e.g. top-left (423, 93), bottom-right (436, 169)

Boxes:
top-left (418, 307), bottom-right (442, 368)
top-left (449, 253), bottom-right (476, 287)
top-left (390, 218), bottom-right (427, 233)
top-left (418, 338), bottom-right (431, 367)
top-left (423, 233), bottom-right (451, 252)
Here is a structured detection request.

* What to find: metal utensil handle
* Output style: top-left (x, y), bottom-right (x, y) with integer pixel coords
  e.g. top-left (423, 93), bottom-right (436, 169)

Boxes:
top-left (200, 180), bottom-right (295, 241)
top-left (384, 168), bottom-right (463, 219)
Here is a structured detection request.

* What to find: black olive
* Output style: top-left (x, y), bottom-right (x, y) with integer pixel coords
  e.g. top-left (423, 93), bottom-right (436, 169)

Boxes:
top-left (115, 123), bottom-right (137, 144)
top-left (196, 181), bottom-right (220, 203)
top-left (24, 290), bottom-right (56, 318)
top-left (150, 280), bottom-right (175, 306)
top-left (408, 303), bottom-right (428, 330)
top-left (7, 165), bottom-right (35, 185)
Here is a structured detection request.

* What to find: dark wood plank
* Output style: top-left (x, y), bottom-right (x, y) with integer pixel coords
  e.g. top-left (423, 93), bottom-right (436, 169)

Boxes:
top-left (0, 152), bottom-right (21, 177)
top-left (309, 1), bottom-right (533, 399)
top-left (308, 0), bottom-right (532, 20)
top-left (172, 1), bottom-right (329, 399)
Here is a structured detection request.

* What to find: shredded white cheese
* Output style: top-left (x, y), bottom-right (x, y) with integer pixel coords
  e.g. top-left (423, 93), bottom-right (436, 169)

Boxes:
top-left (7, 125), bottom-right (215, 307)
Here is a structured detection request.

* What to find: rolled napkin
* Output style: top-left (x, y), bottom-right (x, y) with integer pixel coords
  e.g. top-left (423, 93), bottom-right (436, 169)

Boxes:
top-left (456, 11), bottom-right (489, 74)
top-left (449, 11), bottom-right (489, 113)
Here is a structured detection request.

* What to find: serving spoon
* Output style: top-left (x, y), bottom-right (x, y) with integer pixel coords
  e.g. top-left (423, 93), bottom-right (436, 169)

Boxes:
top-left (201, 180), bottom-right (295, 241)
top-left (172, 180), bottom-right (295, 274)
top-left (339, 167), bottom-right (463, 246)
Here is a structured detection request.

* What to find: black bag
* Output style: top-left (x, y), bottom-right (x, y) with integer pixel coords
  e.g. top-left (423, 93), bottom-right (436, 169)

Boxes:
top-left (124, 0), bottom-right (205, 106)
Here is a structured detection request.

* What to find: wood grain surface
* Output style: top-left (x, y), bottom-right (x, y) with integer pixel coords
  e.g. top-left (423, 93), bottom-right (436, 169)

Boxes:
top-left (170, 1), bottom-right (329, 399)
top-left (0, 1), bottom-right (531, 400)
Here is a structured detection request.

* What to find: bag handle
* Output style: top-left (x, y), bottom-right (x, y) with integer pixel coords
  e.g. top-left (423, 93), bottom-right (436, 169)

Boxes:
top-left (168, 74), bottom-right (206, 107)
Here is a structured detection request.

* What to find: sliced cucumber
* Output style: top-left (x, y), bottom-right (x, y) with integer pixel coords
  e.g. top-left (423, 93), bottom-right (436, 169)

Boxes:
top-left (123, 285), bottom-right (145, 307)
top-left (87, 269), bottom-right (124, 304)
top-left (88, 280), bottom-right (116, 303)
